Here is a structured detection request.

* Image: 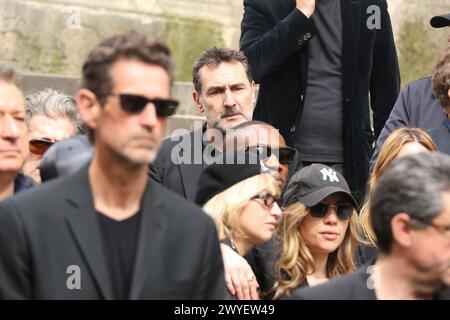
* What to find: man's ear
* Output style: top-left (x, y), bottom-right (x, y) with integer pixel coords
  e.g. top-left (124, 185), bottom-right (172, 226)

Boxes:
top-left (251, 81), bottom-right (256, 110)
top-left (76, 89), bottom-right (101, 131)
top-left (391, 213), bottom-right (414, 249)
top-left (193, 90), bottom-right (204, 114)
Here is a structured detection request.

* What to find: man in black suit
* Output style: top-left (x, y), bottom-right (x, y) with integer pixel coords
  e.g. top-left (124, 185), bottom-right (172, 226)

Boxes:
top-left (240, 0), bottom-right (400, 203)
top-left (289, 152), bottom-right (450, 300)
top-left (0, 32), bottom-right (226, 299)
top-left (149, 47), bottom-right (256, 201)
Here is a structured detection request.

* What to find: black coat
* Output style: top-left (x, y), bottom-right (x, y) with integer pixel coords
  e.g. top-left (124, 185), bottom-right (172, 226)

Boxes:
top-left (287, 262), bottom-right (450, 300)
top-left (0, 164), bottom-right (226, 299)
top-left (371, 77), bottom-right (450, 169)
top-left (149, 129), bottom-right (205, 201)
top-left (240, 0), bottom-right (400, 202)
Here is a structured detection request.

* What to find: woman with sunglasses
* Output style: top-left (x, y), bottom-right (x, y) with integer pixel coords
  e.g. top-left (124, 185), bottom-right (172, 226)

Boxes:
top-left (195, 151), bottom-right (282, 299)
top-left (273, 164), bottom-right (361, 299)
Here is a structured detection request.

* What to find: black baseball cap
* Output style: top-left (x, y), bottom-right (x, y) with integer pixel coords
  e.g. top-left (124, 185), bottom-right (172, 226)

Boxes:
top-left (195, 150), bottom-right (273, 206)
top-left (40, 135), bottom-right (94, 182)
top-left (282, 163), bottom-right (357, 208)
top-left (430, 13), bottom-right (450, 28)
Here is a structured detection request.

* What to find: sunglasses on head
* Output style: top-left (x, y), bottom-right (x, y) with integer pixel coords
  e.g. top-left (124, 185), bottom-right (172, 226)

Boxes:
top-left (309, 202), bottom-right (354, 220)
top-left (29, 138), bottom-right (55, 155)
top-left (252, 194), bottom-right (280, 209)
top-left (109, 93), bottom-right (179, 117)
top-left (245, 145), bottom-right (296, 165)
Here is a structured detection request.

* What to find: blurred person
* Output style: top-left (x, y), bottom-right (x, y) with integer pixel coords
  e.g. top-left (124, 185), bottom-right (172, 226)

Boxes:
top-left (22, 89), bottom-right (83, 182)
top-left (289, 152), bottom-right (450, 300)
top-left (240, 0), bottom-right (400, 204)
top-left (0, 32), bottom-right (225, 299)
top-left (149, 47), bottom-right (256, 200)
top-left (274, 164), bottom-right (360, 299)
top-left (372, 15), bottom-right (450, 166)
top-left (361, 128), bottom-right (437, 249)
top-left (0, 63), bottom-right (33, 202)
top-left (195, 150), bottom-right (282, 299)
top-left (39, 134), bottom-right (94, 182)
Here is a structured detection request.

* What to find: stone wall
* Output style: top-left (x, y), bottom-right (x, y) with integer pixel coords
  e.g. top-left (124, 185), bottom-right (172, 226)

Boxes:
top-left (2, 0), bottom-right (450, 93)
top-left (0, 0), bottom-right (243, 81)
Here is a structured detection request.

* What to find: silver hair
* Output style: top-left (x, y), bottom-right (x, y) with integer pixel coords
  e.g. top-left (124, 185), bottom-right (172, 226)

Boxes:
top-left (370, 152), bottom-right (450, 253)
top-left (25, 88), bottom-right (84, 133)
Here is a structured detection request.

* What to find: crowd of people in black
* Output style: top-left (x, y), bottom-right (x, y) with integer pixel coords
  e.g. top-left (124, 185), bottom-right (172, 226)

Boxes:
top-left (0, 1), bottom-right (449, 300)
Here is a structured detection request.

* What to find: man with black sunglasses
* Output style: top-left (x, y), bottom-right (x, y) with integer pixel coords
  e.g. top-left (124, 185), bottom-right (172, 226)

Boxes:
top-left (0, 63), bottom-right (34, 202)
top-left (0, 32), bottom-right (225, 299)
top-left (226, 120), bottom-right (300, 190)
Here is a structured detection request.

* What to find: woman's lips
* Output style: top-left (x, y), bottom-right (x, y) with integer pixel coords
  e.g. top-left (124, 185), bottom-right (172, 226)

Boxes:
top-left (320, 231), bottom-right (340, 240)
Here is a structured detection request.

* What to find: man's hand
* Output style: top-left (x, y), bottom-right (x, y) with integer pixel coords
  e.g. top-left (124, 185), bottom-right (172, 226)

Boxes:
top-left (296, 0), bottom-right (315, 18)
top-left (221, 244), bottom-right (260, 300)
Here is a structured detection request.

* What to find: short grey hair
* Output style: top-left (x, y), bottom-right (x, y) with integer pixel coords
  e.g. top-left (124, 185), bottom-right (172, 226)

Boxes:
top-left (192, 47), bottom-right (253, 93)
top-left (25, 88), bottom-right (84, 133)
top-left (370, 152), bottom-right (450, 253)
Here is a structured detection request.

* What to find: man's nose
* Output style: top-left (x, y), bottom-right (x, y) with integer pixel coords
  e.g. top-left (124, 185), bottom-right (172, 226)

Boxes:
top-left (139, 103), bottom-right (158, 128)
top-left (224, 89), bottom-right (236, 107)
top-left (1, 114), bottom-right (21, 140)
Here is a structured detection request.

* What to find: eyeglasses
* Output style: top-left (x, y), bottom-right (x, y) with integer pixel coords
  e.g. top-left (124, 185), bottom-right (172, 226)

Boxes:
top-left (109, 93), bottom-right (179, 117)
top-left (29, 138), bottom-right (55, 155)
top-left (245, 145), bottom-right (297, 165)
top-left (252, 194), bottom-right (280, 209)
top-left (309, 203), bottom-right (354, 220)
top-left (411, 216), bottom-right (450, 238)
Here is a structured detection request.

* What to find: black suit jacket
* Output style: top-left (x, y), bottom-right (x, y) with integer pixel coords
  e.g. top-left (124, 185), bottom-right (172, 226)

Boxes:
top-left (149, 129), bottom-right (205, 201)
top-left (288, 263), bottom-right (450, 300)
top-left (240, 0), bottom-right (400, 202)
top-left (0, 164), bottom-right (226, 299)
top-left (371, 77), bottom-right (450, 170)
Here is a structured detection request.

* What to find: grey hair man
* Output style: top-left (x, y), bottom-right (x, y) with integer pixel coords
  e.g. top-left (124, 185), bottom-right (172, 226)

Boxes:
top-left (22, 88), bottom-right (83, 182)
top-left (289, 152), bottom-right (450, 300)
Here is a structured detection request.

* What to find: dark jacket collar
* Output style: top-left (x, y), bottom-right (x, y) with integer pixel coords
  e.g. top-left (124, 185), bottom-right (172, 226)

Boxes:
top-left (64, 162), bottom-right (167, 299)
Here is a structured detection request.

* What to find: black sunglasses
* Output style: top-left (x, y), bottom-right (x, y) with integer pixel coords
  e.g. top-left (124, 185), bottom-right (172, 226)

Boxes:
top-left (245, 145), bottom-right (296, 165)
top-left (252, 194), bottom-right (280, 208)
top-left (309, 203), bottom-right (354, 220)
top-left (109, 93), bottom-right (179, 117)
top-left (29, 138), bottom-right (55, 155)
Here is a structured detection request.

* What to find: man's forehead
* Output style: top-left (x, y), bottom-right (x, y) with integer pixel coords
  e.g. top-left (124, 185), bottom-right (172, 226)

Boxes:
top-left (109, 59), bottom-right (171, 96)
top-left (200, 61), bottom-right (248, 86)
top-left (0, 82), bottom-right (25, 113)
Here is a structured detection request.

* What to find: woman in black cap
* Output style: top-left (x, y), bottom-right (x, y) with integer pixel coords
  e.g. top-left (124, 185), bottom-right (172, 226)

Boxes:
top-left (273, 164), bottom-right (361, 299)
top-left (195, 151), bottom-right (282, 299)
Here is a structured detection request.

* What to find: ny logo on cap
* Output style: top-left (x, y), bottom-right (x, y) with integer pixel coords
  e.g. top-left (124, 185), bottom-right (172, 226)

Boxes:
top-left (320, 168), bottom-right (339, 183)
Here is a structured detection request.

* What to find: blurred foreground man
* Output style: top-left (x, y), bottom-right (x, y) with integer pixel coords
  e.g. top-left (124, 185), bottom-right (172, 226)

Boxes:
top-left (0, 32), bottom-right (225, 299)
top-left (0, 64), bottom-right (33, 202)
top-left (290, 152), bottom-right (450, 300)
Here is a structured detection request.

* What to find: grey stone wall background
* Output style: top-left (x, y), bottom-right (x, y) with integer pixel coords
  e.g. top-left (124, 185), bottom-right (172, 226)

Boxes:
top-left (1, 0), bottom-right (449, 125)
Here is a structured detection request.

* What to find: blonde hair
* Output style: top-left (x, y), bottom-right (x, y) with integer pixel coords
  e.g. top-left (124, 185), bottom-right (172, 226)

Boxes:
top-left (203, 174), bottom-right (280, 242)
top-left (273, 201), bottom-right (361, 299)
top-left (361, 127), bottom-right (437, 245)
